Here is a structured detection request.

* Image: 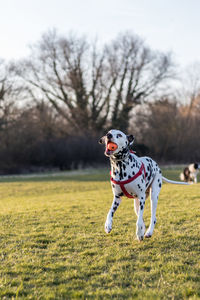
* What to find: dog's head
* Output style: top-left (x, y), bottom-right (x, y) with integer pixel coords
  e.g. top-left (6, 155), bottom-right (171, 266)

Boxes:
top-left (194, 163), bottom-right (200, 170)
top-left (99, 129), bottom-right (134, 159)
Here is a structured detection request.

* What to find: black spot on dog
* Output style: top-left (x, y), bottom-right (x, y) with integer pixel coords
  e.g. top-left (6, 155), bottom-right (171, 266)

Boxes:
top-left (113, 205), bottom-right (118, 211)
top-left (118, 161), bottom-right (124, 180)
top-left (159, 183), bottom-right (162, 188)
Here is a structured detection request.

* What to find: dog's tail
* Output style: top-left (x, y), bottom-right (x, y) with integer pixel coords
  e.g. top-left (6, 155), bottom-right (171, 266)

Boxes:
top-left (162, 176), bottom-right (192, 185)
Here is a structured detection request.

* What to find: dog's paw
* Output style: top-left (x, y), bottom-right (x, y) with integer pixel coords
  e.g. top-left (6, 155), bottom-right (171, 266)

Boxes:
top-left (136, 223), bottom-right (145, 241)
top-left (145, 226), bottom-right (154, 238)
top-left (105, 219), bottom-right (112, 234)
top-left (145, 219), bottom-right (156, 238)
top-left (145, 231), bottom-right (152, 238)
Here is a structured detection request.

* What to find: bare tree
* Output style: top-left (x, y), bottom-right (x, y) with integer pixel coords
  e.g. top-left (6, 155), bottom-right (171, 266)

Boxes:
top-left (0, 60), bottom-right (17, 126)
top-left (0, 60), bottom-right (22, 149)
top-left (17, 30), bottom-right (174, 133)
top-left (17, 30), bottom-right (106, 133)
top-left (179, 62), bottom-right (200, 117)
top-left (106, 32), bottom-right (174, 131)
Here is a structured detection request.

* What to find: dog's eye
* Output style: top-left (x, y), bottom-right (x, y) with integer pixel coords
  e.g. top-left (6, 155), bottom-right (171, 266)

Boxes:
top-left (117, 134), bottom-right (122, 138)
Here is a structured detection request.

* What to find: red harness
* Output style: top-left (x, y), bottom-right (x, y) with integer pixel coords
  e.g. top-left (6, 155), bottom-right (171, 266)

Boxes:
top-left (110, 161), bottom-right (146, 199)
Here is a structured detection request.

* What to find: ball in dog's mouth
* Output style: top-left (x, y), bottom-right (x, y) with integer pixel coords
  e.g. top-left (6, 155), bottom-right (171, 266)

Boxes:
top-left (106, 142), bottom-right (118, 155)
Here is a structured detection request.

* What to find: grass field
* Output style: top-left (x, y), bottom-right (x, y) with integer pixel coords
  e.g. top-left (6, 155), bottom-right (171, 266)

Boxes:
top-left (0, 168), bottom-right (199, 299)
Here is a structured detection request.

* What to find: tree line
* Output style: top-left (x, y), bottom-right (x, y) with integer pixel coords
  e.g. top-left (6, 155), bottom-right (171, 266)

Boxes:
top-left (0, 30), bottom-right (200, 174)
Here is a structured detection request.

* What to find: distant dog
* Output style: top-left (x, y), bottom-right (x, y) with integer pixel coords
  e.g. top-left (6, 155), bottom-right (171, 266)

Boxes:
top-left (180, 163), bottom-right (200, 183)
top-left (99, 129), bottom-right (190, 241)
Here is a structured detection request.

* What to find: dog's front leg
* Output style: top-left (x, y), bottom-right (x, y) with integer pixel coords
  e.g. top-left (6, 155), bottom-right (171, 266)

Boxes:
top-left (105, 195), bottom-right (121, 233)
top-left (136, 193), bottom-right (146, 241)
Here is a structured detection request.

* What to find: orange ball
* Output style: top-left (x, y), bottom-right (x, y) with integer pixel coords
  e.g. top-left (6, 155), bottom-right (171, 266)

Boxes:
top-left (107, 142), bottom-right (118, 151)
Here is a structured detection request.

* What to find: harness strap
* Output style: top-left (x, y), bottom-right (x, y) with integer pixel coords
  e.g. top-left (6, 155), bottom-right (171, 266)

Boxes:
top-left (110, 162), bottom-right (146, 199)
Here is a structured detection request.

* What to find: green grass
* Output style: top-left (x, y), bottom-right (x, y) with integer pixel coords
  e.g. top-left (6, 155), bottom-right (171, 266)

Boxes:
top-left (0, 168), bottom-right (199, 299)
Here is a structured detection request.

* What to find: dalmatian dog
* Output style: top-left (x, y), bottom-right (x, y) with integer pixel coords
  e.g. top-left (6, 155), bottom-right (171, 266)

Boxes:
top-left (180, 163), bottom-right (200, 183)
top-left (99, 129), bottom-right (190, 241)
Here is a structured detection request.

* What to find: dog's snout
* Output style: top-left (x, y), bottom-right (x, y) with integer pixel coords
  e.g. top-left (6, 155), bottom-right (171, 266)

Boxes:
top-left (106, 133), bottom-right (113, 139)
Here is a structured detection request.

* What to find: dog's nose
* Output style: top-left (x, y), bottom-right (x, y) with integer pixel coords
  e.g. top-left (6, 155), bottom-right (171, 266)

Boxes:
top-left (106, 133), bottom-right (113, 139)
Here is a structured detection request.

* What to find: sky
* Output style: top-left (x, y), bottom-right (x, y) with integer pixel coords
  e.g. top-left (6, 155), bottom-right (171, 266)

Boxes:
top-left (1, 0), bottom-right (200, 68)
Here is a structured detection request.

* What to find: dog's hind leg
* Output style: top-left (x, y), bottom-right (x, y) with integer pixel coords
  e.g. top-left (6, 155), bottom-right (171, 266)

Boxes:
top-left (145, 174), bottom-right (162, 238)
top-left (105, 195), bottom-right (121, 233)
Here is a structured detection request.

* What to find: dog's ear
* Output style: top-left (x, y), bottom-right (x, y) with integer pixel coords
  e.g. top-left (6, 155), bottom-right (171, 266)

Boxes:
top-left (127, 134), bottom-right (135, 145)
top-left (98, 136), bottom-right (106, 144)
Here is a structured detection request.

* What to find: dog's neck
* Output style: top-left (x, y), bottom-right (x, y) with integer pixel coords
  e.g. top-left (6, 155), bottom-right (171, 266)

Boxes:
top-left (110, 150), bottom-right (140, 181)
top-left (110, 155), bottom-right (129, 168)
top-left (111, 146), bottom-right (130, 161)
top-left (110, 157), bottom-right (129, 181)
